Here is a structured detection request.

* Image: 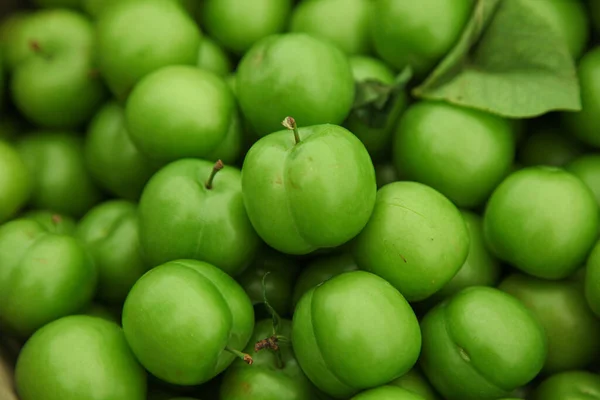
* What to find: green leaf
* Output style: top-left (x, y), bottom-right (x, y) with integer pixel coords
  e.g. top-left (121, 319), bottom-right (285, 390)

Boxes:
top-left (412, 0), bottom-right (581, 118)
top-left (352, 66), bottom-right (413, 129)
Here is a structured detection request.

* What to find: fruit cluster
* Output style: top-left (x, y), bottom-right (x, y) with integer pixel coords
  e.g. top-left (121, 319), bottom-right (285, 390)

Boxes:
top-left (1, 0), bottom-right (600, 400)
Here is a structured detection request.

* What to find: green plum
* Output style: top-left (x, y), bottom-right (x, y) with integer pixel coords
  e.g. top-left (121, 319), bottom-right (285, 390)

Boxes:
top-left (526, 0), bottom-right (589, 59)
top-left (21, 210), bottom-right (76, 235)
top-left (345, 55), bottom-right (408, 161)
top-left (84, 0), bottom-right (197, 19)
top-left (420, 287), bottom-right (547, 400)
top-left (289, 0), bottom-right (373, 55)
top-left (370, 0), bottom-right (473, 76)
top-left (237, 33), bottom-right (355, 137)
top-left (0, 11), bottom-right (30, 71)
top-left (241, 119), bottom-right (376, 255)
top-left (518, 128), bottom-right (584, 167)
top-left (139, 159), bottom-right (260, 275)
top-left (236, 248), bottom-right (300, 317)
top-left (0, 140), bottom-right (31, 223)
top-left (220, 319), bottom-right (315, 400)
top-left (197, 37), bottom-right (233, 77)
top-left (10, 9), bottom-right (106, 128)
top-left (293, 270), bottom-right (421, 399)
top-left (562, 47), bottom-right (600, 147)
top-left (96, 0), bottom-right (201, 99)
top-left (84, 101), bottom-right (159, 200)
top-left (483, 166), bottom-right (598, 279)
top-left (393, 101), bottom-right (515, 208)
top-left (566, 154), bottom-right (600, 208)
top-left (585, 240), bottom-right (600, 317)
top-left (389, 368), bottom-right (441, 400)
top-left (352, 181), bottom-right (470, 302)
top-left (0, 218), bottom-right (97, 337)
top-left (125, 65), bottom-right (242, 163)
top-left (292, 253), bottom-right (358, 308)
top-left (200, 0), bottom-right (292, 55)
top-left (499, 273), bottom-right (600, 374)
top-left (531, 371), bottom-right (600, 400)
top-left (16, 132), bottom-right (102, 217)
top-left (15, 315), bottom-right (146, 400)
top-left (122, 260), bottom-right (255, 385)
top-left (77, 200), bottom-right (148, 305)
top-left (351, 386), bottom-right (426, 400)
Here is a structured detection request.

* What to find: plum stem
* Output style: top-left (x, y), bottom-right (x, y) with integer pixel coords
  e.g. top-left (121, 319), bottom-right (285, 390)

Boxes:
top-left (29, 40), bottom-right (51, 60)
top-left (205, 160), bottom-right (224, 189)
top-left (225, 346), bottom-right (253, 365)
top-left (282, 116), bottom-right (300, 144)
top-left (51, 214), bottom-right (62, 225)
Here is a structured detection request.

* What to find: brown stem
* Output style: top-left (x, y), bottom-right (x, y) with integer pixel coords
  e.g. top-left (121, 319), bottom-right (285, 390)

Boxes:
top-left (225, 346), bottom-right (253, 365)
top-left (282, 116), bottom-right (300, 144)
top-left (205, 160), bottom-right (224, 189)
top-left (29, 40), bottom-right (51, 60)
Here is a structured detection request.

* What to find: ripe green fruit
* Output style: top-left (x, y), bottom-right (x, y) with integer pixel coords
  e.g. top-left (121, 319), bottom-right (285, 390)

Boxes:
top-left (393, 101), bottom-right (515, 208)
top-left (518, 128), bottom-right (584, 167)
top-left (585, 240), bottom-right (600, 318)
top-left (566, 154), bottom-right (600, 208)
top-left (389, 368), bottom-right (441, 400)
top-left (10, 9), bottom-right (106, 128)
top-left (139, 159), bottom-right (260, 275)
top-left (0, 140), bottom-right (31, 223)
top-left (77, 200), bottom-right (148, 305)
top-left (420, 287), bottom-right (547, 400)
top-left (531, 371), bottom-right (600, 400)
top-left (353, 181), bottom-right (470, 302)
top-left (289, 0), bottom-right (373, 55)
top-left (483, 166), bottom-right (598, 279)
top-left (200, 0), bottom-right (292, 55)
top-left (197, 37), bottom-right (233, 77)
top-left (96, 0), bottom-right (201, 99)
top-left (499, 273), bottom-right (600, 374)
top-left (293, 271), bottom-right (421, 398)
top-left (237, 33), bottom-right (355, 137)
top-left (16, 132), bottom-right (102, 217)
top-left (122, 260), bottom-right (254, 385)
top-left (15, 315), bottom-right (146, 400)
top-left (126, 66), bottom-right (242, 163)
top-left (0, 218), bottom-right (97, 337)
top-left (370, 0), bottom-right (473, 76)
top-left (242, 120), bottom-right (376, 255)
top-left (0, 11), bottom-right (31, 71)
top-left (351, 386), bottom-right (426, 400)
top-left (85, 101), bottom-right (159, 201)
top-left (21, 210), bottom-right (76, 235)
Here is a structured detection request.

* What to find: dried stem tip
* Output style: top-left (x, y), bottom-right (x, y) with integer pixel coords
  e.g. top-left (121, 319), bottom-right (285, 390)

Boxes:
top-left (254, 335), bottom-right (279, 353)
top-left (205, 159), bottom-right (224, 189)
top-left (51, 214), bottom-right (62, 225)
top-left (282, 116), bottom-right (300, 144)
top-left (225, 346), bottom-right (253, 365)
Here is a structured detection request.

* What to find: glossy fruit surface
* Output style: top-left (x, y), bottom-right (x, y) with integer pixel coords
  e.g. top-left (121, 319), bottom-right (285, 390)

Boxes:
top-left (197, 37), bottom-right (233, 77)
top-left (0, 140), bottom-right (31, 223)
top-left (21, 210), bottom-right (76, 235)
top-left (420, 287), bottom-right (547, 400)
top-left (242, 123), bottom-right (376, 255)
top-left (292, 270), bottom-right (421, 398)
top-left (353, 181), bottom-right (470, 302)
top-left (15, 315), bottom-right (146, 400)
top-left (237, 33), bottom-right (355, 137)
top-left (122, 260), bottom-right (254, 385)
top-left (351, 385), bottom-right (426, 400)
top-left (389, 368), bottom-right (440, 400)
top-left (483, 166), bottom-right (598, 279)
top-left (566, 154), bottom-right (600, 208)
top-left (531, 370), bottom-right (600, 400)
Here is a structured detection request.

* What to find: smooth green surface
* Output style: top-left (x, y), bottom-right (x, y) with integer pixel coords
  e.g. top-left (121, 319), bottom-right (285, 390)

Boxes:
top-left (139, 159), bottom-right (260, 275)
top-left (567, 154), bottom-right (600, 208)
top-left (292, 253), bottom-right (358, 308)
top-left (292, 271), bottom-right (421, 398)
top-left (585, 240), bottom-right (600, 317)
top-left (290, 0), bottom-right (373, 55)
top-left (371, 0), bottom-right (472, 76)
top-left (15, 315), bottom-right (146, 400)
top-left (197, 37), bottom-right (233, 77)
top-left (10, 9), bottom-right (106, 128)
top-left (242, 124), bottom-right (376, 255)
top-left (531, 371), bottom-right (600, 400)
top-left (85, 101), bottom-right (158, 201)
top-left (420, 287), bottom-right (547, 400)
top-left (351, 385), bottom-right (426, 400)
top-left (16, 131), bottom-right (102, 217)
top-left (352, 181), bottom-right (470, 302)
top-left (389, 368), bottom-right (441, 400)
top-left (220, 319), bottom-right (314, 400)
top-left (237, 33), bottom-right (355, 137)
top-left (393, 101), bottom-right (515, 208)
top-left (483, 166), bottom-right (598, 279)
top-left (0, 140), bottom-right (31, 223)
top-left (518, 128), bottom-right (584, 167)
top-left (77, 200), bottom-right (148, 304)
top-left (126, 65), bottom-right (242, 163)
top-left (122, 260), bottom-right (254, 385)
top-left (0, 218), bottom-right (97, 337)
top-left (563, 47), bottom-right (600, 147)
top-left (96, 0), bottom-right (201, 99)
top-left (236, 248), bottom-right (299, 317)
top-left (200, 0), bottom-right (292, 55)
top-left (21, 210), bottom-right (76, 235)
top-left (499, 273), bottom-right (600, 374)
